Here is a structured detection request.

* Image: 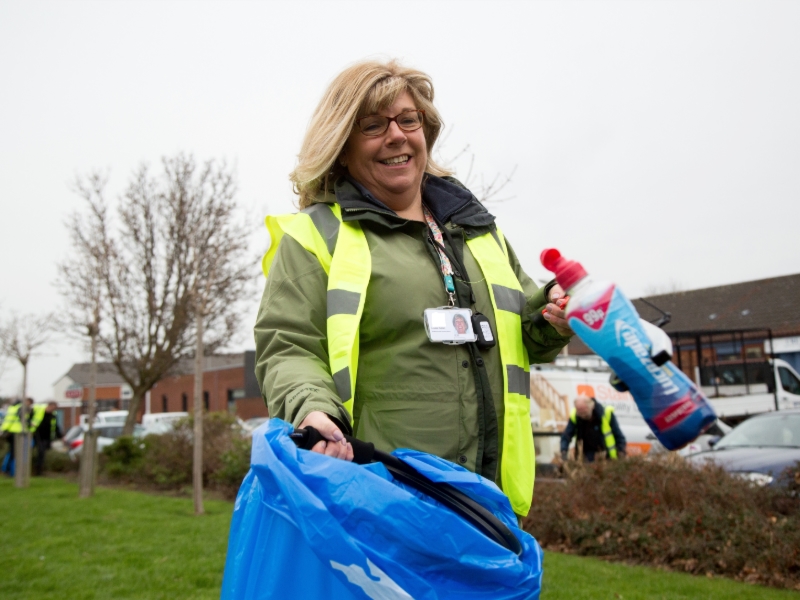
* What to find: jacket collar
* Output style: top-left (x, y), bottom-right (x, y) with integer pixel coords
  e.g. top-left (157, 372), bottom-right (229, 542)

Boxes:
top-left (333, 175), bottom-right (496, 229)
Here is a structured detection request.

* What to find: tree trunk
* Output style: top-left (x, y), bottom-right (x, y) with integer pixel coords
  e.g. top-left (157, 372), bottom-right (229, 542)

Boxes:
top-left (14, 361), bottom-right (31, 488)
top-left (193, 308), bottom-right (205, 515)
top-left (79, 330), bottom-right (98, 498)
top-left (122, 391), bottom-right (144, 436)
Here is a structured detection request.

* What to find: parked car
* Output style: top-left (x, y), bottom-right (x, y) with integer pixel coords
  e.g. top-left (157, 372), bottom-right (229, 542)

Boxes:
top-left (137, 421), bottom-right (175, 436)
top-left (54, 425), bottom-right (85, 453)
top-left (67, 423), bottom-right (145, 460)
top-left (678, 420), bottom-right (732, 457)
top-left (141, 412), bottom-right (188, 427)
top-left (242, 417), bottom-right (269, 437)
top-left (685, 410), bottom-right (800, 487)
top-left (79, 410), bottom-right (129, 427)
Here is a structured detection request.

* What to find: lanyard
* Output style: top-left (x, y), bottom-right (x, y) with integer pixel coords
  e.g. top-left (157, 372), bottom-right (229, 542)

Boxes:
top-left (423, 206), bottom-right (456, 306)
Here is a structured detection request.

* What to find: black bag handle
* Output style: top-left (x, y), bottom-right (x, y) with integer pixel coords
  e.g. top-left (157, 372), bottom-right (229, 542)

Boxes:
top-left (290, 426), bottom-right (523, 556)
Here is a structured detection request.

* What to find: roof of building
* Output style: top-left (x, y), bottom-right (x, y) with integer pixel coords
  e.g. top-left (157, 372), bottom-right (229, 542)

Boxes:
top-left (164, 353), bottom-right (245, 377)
top-left (60, 353), bottom-right (247, 385)
top-left (566, 272), bottom-right (800, 354)
top-left (62, 362), bottom-right (129, 386)
top-left (632, 273), bottom-right (800, 336)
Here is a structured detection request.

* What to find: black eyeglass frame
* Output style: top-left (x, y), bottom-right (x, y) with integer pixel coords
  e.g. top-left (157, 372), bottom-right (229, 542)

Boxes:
top-left (355, 109), bottom-right (426, 137)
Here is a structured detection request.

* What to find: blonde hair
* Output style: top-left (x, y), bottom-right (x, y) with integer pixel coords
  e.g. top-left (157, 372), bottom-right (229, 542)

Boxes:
top-left (290, 59), bottom-right (452, 208)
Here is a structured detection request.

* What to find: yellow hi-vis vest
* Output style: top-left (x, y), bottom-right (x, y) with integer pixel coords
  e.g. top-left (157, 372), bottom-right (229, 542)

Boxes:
top-left (263, 202), bottom-right (535, 515)
top-left (31, 404), bottom-right (46, 433)
top-left (1, 403), bottom-right (24, 433)
top-left (569, 405), bottom-right (618, 459)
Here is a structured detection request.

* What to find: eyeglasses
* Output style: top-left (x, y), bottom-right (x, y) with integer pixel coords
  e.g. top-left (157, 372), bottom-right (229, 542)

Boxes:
top-left (356, 109), bottom-right (425, 137)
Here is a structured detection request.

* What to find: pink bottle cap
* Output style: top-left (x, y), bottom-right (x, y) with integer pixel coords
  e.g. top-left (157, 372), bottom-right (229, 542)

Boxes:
top-left (540, 248), bottom-right (588, 290)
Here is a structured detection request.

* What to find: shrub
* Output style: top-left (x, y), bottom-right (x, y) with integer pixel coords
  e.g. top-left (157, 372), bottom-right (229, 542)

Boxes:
top-left (139, 424), bottom-right (193, 488)
top-left (101, 412), bottom-right (251, 497)
top-left (101, 436), bottom-right (145, 478)
top-left (44, 450), bottom-right (79, 473)
top-left (522, 455), bottom-right (800, 590)
top-left (210, 435), bottom-right (251, 499)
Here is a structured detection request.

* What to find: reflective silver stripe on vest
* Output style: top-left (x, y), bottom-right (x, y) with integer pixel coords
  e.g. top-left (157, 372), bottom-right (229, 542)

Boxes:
top-left (327, 289), bottom-right (361, 318)
top-left (506, 365), bottom-right (531, 398)
top-left (492, 284), bottom-right (526, 316)
top-left (302, 203), bottom-right (340, 255)
top-left (332, 367), bottom-right (352, 402)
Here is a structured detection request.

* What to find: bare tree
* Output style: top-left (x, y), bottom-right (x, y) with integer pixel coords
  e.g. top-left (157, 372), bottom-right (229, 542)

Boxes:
top-left (59, 154), bottom-right (255, 440)
top-left (56, 172), bottom-right (110, 497)
top-left (642, 279), bottom-right (684, 297)
top-left (434, 128), bottom-right (517, 204)
top-left (0, 312), bottom-right (53, 488)
top-left (158, 156), bottom-right (253, 515)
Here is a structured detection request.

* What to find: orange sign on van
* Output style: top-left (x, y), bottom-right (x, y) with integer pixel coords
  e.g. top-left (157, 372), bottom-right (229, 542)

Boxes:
top-left (627, 443), bottom-right (651, 456)
top-left (576, 384), bottom-right (595, 397)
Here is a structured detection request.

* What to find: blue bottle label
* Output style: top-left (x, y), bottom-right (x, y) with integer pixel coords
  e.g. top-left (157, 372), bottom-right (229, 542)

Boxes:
top-left (568, 286), bottom-right (717, 450)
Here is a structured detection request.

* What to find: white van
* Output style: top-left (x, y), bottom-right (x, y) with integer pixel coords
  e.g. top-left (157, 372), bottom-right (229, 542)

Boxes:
top-left (79, 410), bottom-right (128, 427)
top-left (142, 412), bottom-right (188, 427)
top-left (530, 363), bottom-right (661, 458)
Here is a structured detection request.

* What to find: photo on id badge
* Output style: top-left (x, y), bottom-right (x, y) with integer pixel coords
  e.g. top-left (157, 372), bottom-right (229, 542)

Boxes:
top-left (423, 308), bottom-right (478, 344)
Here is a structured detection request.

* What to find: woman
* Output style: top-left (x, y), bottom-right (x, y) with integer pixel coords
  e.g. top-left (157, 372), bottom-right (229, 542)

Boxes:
top-left (255, 59), bottom-right (572, 516)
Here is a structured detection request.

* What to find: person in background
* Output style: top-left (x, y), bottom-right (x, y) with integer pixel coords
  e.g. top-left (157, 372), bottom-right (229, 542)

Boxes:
top-left (560, 395), bottom-right (626, 462)
top-left (1, 398), bottom-right (33, 475)
top-left (33, 402), bottom-right (62, 476)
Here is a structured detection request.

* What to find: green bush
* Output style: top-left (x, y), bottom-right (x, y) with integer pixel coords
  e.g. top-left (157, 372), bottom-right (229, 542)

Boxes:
top-left (44, 450), bottom-right (78, 473)
top-left (210, 435), bottom-right (251, 498)
top-left (139, 424), bottom-right (193, 488)
top-left (101, 436), bottom-right (145, 478)
top-left (100, 412), bottom-right (251, 498)
top-left (522, 455), bottom-right (800, 590)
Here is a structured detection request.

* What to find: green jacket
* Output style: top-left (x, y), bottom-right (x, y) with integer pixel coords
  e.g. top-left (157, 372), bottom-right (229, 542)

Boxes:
top-left (254, 175), bottom-right (570, 486)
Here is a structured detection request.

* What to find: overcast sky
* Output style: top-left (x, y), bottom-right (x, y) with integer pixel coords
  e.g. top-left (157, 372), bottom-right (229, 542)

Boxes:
top-left (1, 0), bottom-right (798, 400)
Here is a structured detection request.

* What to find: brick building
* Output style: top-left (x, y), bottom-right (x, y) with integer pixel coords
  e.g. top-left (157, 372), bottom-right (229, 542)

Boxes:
top-left (53, 362), bottom-right (133, 429)
top-left (147, 351), bottom-right (266, 420)
top-left (53, 351), bottom-right (267, 428)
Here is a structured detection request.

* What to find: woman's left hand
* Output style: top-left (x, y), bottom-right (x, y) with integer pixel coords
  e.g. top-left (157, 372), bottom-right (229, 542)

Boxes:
top-left (543, 284), bottom-right (573, 337)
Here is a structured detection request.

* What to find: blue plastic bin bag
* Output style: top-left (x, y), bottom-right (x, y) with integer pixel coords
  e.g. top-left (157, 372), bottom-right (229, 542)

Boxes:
top-left (221, 419), bottom-right (543, 599)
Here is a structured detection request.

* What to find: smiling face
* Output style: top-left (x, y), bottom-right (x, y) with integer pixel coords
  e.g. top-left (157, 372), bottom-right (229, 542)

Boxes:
top-left (454, 315), bottom-right (468, 334)
top-left (342, 90), bottom-right (427, 214)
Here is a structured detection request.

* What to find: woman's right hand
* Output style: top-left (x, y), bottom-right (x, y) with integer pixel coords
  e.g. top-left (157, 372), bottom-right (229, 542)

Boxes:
top-left (298, 410), bottom-right (354, 461)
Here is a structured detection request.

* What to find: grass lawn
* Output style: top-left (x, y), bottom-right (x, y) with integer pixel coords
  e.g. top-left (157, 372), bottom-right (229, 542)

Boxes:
top-left (543, 552), bottom-right (798, 599)
top-left (1, 477), bottom-right (796, 599)
top-left (0, 476), bottom-right (232, 600)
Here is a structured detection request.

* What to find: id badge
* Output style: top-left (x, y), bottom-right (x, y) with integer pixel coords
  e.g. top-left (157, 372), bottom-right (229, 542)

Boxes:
top-left (423, 307), bottom-right (478, 345)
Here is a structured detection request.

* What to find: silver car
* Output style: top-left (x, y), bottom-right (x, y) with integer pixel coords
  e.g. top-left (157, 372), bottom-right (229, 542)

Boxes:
top-left (67, 424), bottom-right (145, 460)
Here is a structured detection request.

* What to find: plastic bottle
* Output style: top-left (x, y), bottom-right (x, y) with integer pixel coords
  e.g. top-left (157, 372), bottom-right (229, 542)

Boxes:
top-left (540, 248), bottom-right (717, 450)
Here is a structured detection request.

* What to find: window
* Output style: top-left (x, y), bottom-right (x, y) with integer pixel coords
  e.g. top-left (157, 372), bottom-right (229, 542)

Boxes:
top-left (779, 367), bottom-right (800, 395)
top-left (97, 426), bottom-right (125, 440)
top-left (700, 362), bottom-right (771, 387)
top-left (227, 389), bottom-right (245, 413)
top-left (162, 395), bottom-right (168, 412)
top-left (717, 414), bottom-right (800, 449)
top-left (203, 391), bottom-right (210, 411)
top-left (96, 400), bottom-right (117, 412)
top-left (181, 393), bottom-right (188, 412)
top-left (745, 346), bottom-right (763, 359)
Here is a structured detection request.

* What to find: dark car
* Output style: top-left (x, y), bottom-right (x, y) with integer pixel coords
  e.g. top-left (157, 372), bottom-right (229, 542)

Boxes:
top-left (686, 410), bottom-right (800, 487)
